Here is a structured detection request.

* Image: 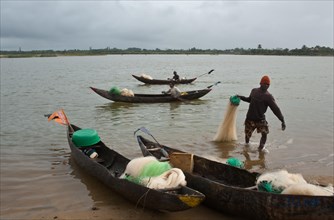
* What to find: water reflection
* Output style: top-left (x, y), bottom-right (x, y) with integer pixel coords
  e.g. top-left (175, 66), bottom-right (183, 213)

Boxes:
top-left (136, 84), bottom-right (154, 88)
top-left (169, 102), bottom-right (181, 111)
top-left (242, 147), bottom-right (266, 171)
top-left (68, 158), bottom-right (131, 206)
top-left (210, 141), bottom-right (266, 171)
top-left (67, 157), bottom-right (173, 218)
top-left (170, 99), bottom-right (210, 111)
top-left (96, 102), bottom-right (137, 111)
top-left (185, 99), bottom-right (210, 105)
top-left (211, 141), bottom-right (238, 158)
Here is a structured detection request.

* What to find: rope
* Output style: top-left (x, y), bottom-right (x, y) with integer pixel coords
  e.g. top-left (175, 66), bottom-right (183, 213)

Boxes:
top-left (135, 188), bottom-right (151, 210)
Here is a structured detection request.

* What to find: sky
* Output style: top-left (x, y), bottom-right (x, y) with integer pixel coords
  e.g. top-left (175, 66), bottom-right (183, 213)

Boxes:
top-left (0, 1), bottom-right (333, 51)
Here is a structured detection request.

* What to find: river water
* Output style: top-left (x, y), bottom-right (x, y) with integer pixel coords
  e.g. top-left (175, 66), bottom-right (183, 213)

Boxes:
top-left (0, 55), bottom-right (333, 219)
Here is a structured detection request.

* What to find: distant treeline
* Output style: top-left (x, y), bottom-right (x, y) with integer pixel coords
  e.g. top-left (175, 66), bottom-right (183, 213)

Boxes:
top-left (1, 45), bottom-right (333, 58)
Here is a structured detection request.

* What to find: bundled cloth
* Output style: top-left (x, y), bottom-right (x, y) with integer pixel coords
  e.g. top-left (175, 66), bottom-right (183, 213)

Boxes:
top-left (120, 156), bottom-right (187, 189)
top-left (120, 88), bottom-right (134, 97)
top-left (256, 169), bottom-right (333, 196)
top-left (140, 74), bottom-right (153, 80)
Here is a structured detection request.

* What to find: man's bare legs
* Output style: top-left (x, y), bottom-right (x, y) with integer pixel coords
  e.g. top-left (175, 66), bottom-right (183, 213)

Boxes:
top-left (259, 133), bottom-right (267, 150)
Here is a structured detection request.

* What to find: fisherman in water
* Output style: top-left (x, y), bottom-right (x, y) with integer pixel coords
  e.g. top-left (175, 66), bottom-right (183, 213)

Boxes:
top-left (237, 75), bottom-right (286, 151)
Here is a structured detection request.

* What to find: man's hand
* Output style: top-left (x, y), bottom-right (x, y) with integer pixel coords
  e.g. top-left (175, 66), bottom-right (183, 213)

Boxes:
top-left (281, 122), bottom-right (286, 131)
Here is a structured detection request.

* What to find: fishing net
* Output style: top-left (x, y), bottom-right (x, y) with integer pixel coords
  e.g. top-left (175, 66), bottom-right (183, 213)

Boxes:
top-left (125, 160), bottom-right (172, 185)
top-left (230, 95), bottom-right (240, 106)
top-left (226, 157), bottom-right (244, 168)
top-left (140, 161), bottom-right (172, 178)
top-left (109, 86), bottom-right (121, 95)
top-left (140, 74), bottom-right (153, 80)
top-left (257, 181), bottom-right (284, 194)
top-left (213, 96), bottom-right (239, 142)
top-left (120, 88), bottom-right (134, 97)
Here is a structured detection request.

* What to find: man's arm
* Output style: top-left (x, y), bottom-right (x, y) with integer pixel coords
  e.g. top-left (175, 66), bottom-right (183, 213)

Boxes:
top-left (237, 89), bottom-right (252, 103)
top-left (268, 96), bottom-right (286, 130)
top-left (238, 95), bottom-right (251, 103)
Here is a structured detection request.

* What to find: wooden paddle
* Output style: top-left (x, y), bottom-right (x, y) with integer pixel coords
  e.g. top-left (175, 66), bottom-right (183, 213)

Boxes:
top-left (207, 81), bottom-right (221, 88)
top-left (196, 69), bottom-right (214, 78)
top-left (177, 81), bottom-right (221, 102)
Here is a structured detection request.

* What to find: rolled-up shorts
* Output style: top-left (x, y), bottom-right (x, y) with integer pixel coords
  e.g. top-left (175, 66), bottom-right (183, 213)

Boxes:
top-left (244, 119), bottom-right (269, 138)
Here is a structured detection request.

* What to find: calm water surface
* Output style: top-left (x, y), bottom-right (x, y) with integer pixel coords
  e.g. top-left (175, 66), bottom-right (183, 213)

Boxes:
top-left (1, 55), bottom-right (333, 219)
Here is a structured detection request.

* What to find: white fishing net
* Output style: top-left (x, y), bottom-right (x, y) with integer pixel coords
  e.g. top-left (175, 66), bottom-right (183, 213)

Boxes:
top-left (213, 102), bottom-right (238, 142)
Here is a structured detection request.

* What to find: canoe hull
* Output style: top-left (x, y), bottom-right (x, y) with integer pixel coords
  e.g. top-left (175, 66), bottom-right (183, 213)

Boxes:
top-left (90, 87), bottom-right (212, 103)
top-left (136, 135), bottom-right (334, 219)
top-left (132, 75), bottom-right (197, 84)
top-left (185, 173), bottom-right (334, 219)
top-left (67, 125), bottom-right (205, 212)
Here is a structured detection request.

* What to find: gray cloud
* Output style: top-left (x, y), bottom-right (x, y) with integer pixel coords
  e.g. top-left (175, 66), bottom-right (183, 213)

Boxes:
top-left (1, 1), bottom-right (333, 51)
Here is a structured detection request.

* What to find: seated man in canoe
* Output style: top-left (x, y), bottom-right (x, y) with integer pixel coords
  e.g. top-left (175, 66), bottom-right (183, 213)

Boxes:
top-left (172, 71), bottom-right (180, 81)
top-left (162, 83), bottom-right (181, 98)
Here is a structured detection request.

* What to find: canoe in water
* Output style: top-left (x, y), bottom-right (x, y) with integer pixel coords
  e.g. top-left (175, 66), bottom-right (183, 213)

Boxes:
top-left (132, 74), bottom-right (197, 85)
top-left (90, 86), bottom-right (212, 103)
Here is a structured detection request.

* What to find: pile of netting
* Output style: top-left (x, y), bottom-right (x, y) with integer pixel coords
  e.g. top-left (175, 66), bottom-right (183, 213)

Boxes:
top-left (109, 86), bottom-right (134, 97)
top-left (226, 157), bottom-right (244, 169)
top-left (120, 156), bottom-right (187, 190)
top-left (140, 74), bottom-right (153, 80)
top-left (256, 169), bottom-right (333, 196)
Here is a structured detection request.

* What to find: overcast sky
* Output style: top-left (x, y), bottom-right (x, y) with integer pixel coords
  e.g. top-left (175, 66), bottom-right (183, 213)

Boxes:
top-left (1, 1), bottom-right (333, 51)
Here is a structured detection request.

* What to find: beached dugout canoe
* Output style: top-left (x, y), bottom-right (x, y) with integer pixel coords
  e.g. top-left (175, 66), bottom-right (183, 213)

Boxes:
top-left (65, 124), bottom-right (205, 212)
top-left (135, 134), bottom-right (334, 219)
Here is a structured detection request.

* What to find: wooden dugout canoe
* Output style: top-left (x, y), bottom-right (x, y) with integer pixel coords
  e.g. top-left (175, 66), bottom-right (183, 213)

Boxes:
top-left (90, 86), bottom-right (212, 103)
top-left (132, 74), bottom-right (197, 85)
top-left (65, 124), bottom-right (205, 212)
top-left (135, 135), bottom-right (334, 219)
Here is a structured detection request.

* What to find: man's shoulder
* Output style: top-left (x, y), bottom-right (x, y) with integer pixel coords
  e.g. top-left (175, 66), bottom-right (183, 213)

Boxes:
top-left (251, 87), bottom-right (260, 93)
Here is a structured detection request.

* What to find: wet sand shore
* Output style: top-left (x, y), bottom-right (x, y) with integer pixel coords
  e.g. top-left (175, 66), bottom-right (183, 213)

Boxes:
top-left (6, 176), bottom-right (332, 220)
top-left (35, 205), bottom-right (245, 220)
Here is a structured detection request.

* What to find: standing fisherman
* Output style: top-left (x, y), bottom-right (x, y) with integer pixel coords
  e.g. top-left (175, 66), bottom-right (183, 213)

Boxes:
top-left (238, 75), bottom-right (286, 151)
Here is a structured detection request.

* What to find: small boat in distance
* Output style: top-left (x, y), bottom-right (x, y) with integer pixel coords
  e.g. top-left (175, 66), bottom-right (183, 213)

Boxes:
top-left (132, 74), bottom-right (197, 85)
top-left (132, 69), bottom-right (214, 85)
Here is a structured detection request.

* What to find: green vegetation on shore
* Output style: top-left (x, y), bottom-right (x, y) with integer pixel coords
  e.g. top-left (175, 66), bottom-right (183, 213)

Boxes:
top-left (1, 45), bottom-right (333, 58)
